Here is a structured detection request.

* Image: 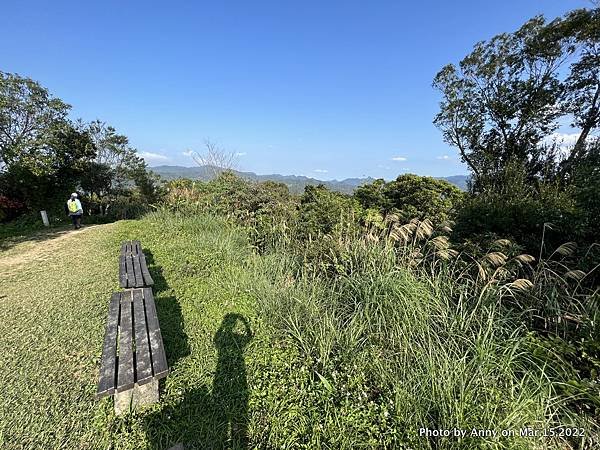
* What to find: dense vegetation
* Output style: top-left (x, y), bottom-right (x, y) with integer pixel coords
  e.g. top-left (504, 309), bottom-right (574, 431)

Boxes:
top-left (141, 165), bottom-right (600, 448)
top-left (0, 71), bottom-right (161, 233)
top-left (1, 210), bottom-right (597, 449)
top-left (1, 5), bottom-right (599, 450)
top-left (433, 8), bottom-right (600, 257)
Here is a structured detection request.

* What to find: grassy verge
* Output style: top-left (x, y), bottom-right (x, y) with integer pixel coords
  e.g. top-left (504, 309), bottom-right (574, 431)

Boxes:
top-left (0, 211), bottom-right (596, 449)
top-left (0, 212), bottom-right (276, 449)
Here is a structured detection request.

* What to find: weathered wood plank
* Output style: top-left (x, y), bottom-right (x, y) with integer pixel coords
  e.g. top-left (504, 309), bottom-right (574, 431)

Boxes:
top-left (117, 291), bottom-right (135, 392)
top-left (133, 255), bottom-right (144, 288)
top-left (143, 288), bottom-right (169, 379)
top-left (133, 289), bottom-right (153, 385)
top-left (97, 293), bottom-right (120, 398)
top-left (120, 242), bottom-right (128, 257)
top-left (124, 254), bottom-right (135, 288)
top-left (119, 255), bottom-right (127, 288)
top-left (139, 253), bottom-right (154, 286)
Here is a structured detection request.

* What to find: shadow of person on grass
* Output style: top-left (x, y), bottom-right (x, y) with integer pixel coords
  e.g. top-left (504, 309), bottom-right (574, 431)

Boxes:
top-left (212, 313), bottom-right (252, 448)
top-left (144, 250), bottom-right (191, 366)
top-left (144, 313), bottom-right (252, 450)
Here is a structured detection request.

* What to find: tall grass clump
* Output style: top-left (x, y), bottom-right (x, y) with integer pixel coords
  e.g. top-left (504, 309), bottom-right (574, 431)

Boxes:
top-left (248, 216), bottom-right (599, 448)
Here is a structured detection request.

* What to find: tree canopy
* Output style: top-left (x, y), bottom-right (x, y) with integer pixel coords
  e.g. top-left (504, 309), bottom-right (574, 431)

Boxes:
top-left (433, 8), bottom-right (600, 188)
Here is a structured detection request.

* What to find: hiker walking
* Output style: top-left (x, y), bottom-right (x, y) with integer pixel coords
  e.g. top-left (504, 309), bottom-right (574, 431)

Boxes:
top-left (66, 193), bottom-right (83, 229)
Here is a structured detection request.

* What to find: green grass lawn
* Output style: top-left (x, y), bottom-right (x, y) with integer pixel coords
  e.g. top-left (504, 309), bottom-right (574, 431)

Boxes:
top-left (0, 213), bottom-right (295, 449)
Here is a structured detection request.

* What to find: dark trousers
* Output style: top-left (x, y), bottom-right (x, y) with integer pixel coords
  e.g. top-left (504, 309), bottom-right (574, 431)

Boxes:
top-left (70, 214), bottom-right (82, 229)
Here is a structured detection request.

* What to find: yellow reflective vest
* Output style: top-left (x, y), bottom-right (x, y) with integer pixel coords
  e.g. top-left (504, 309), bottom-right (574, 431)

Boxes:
top-left (67, 199), bottom-right (81, 214)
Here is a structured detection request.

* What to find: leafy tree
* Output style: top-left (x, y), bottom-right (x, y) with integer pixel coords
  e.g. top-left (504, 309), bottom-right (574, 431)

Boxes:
top-left (128, 162), bottom-right (163, 204)
top-left (353, 179), bottom-right (392, 211)
top-left (0, 73), bottom-right (161, 218)
top-left (433, 7), bottom-right (600, 257)
top-left (433, 17), bottom-right (563, 184)
top-left (86, 120), bottom-right (138, 192)
top-left (433, 8), bottom-right (600, 188)
top-left (79, 161), bottom-right (114, 203)
top-left (571, 141), bottom-right (600, 243)
top-left (355, 175), bottom-right (463, 224)
top-left (85, 120), bottom-right (130, 167)
top-left (0, 122), bottom-right (96, 209)
top-left (83, 120), bottom-right (162, 207)
top-left (559, 8), bottom-right (600, 175)
top-left (0, 72), bottom-right (99, 210)
top-left (0, 71), bottom-right (71, 172)
top-left (47, 122), bottom-right (96, 176)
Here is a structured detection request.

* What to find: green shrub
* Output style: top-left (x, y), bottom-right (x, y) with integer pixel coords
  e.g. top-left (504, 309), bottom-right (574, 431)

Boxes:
top-left (164, 173), bottom-right (299, 251)
top-left (454, 182), bottom-right (581, 256)
top-left (355, 174), bottom-right (464, 224)
top-left (571, 143), bottom-right (600, 244)
top-left (0, 195), bottom-right (26, 222)
top-left (298, 184), bottom-right (361, 238)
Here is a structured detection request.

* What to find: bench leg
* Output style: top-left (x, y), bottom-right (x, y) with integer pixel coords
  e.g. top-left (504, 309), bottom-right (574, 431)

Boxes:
top-left (114, 378), bottom-right (159, 415)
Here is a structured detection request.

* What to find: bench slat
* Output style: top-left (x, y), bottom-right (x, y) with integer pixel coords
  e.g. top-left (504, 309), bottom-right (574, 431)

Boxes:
top-left (139, 253), bottom-right (155, 286)
top-left (133, 289), bottom-right (153, 385)
top-left (133, 255), bottom-right (144, 288)
top-left (96, 293), bottom-right (120, 398)
top-left (143, 288), bottom-right (169, 379)
top-left (119, 255), bottom-right (127, 288)
top-left (124, 254), bottom-right (135, 288)
top-left (120, 242), bottom-right (128, 257)
top-left (116, 292), bottom-right (135, 392)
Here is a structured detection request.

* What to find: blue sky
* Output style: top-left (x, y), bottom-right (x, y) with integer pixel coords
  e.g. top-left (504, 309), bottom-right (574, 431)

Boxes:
top-left (1, 0), bottom-right (591, 180)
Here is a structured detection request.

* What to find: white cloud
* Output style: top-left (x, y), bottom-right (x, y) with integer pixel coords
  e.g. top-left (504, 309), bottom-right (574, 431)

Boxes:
top-left (545, 132), bottom-right (580, 151)
top-left (391, 156), bottom-right (407, 161)
top-left (139, 151), bottom-right (169, 162)
top-left (235, 152), bottom-right (247, 157)
top-left (314, 169), bottom-right (328, 173)
top-left (546, 132), bottom-right (600, 157)
top-left (436, 155), bottom-right (451, 160)
top-left (543, 132), bottom-right (590, 157)
top-left (182, 149), bottom-right (194, 157)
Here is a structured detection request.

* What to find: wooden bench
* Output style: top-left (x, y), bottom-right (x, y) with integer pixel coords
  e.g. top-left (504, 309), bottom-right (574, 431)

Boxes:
top-left (97, 288), bottom-right (168, 413)
top-left (119, 240), bottom-right (154, 288)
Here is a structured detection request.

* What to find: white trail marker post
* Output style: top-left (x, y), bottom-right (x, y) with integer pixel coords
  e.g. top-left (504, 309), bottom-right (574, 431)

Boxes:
top-left (40, 210), bottom-right (50, 227)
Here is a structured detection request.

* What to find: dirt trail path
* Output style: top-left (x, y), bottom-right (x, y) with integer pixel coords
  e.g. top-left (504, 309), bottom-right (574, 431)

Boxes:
top-left (0, 224), bottom-right (115, 273)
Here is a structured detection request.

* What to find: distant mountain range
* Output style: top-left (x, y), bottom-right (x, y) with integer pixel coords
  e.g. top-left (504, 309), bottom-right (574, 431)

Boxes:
top-left (150, 165), bottom-right (469, 194)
